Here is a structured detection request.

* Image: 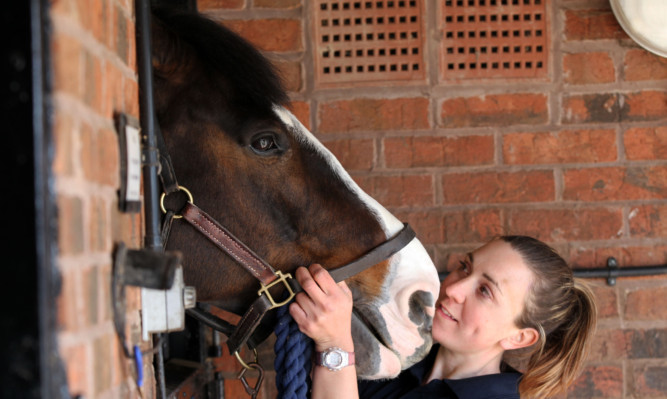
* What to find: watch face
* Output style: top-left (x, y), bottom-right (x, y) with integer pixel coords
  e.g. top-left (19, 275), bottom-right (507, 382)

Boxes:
top-left (324, 351), bottom-right (343, 367)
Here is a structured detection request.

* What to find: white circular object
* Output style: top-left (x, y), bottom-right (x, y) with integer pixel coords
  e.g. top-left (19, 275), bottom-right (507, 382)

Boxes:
top-left (610, 0), bottom-right (667, 57)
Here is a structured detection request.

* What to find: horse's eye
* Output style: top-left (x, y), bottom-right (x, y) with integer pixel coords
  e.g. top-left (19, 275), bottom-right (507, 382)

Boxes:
top-left (251, 135), bottom-right (278, 153)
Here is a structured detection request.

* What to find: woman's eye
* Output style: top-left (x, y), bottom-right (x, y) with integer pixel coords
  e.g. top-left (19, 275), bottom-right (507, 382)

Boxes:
top-left (458, 260), bottom-right (469, 274)
top-left (251, 136), bottom-right (277, 152)
top-left (479, 285), bottom-right (492, 298)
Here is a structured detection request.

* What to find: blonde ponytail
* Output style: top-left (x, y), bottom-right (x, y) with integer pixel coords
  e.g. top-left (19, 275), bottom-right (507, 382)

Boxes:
top-left (499, 236), bottom-right (598, 398)
top-left (518, 280), bottom-right (597, 398)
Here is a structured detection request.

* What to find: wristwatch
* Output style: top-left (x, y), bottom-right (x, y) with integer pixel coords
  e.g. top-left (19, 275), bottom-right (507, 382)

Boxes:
top-left (314, 347), bottom-right (355, 371)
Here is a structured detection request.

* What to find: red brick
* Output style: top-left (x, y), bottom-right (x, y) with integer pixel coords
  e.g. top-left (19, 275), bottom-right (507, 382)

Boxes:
top-left (51, 0), bottom-right (79, 18)
top-left (569, 244), bottom-right (667, 271)
top-left (626, 329), bottom-right (667, 359)
top-left (563, 52), bottom-right (616, 84)
top-left (99, 264), bottom-right (113, 322)
top-left (323, 139), bottom-right (375, 171)
top-left (225, 19), bottom-right (302, 52)
top-left (53, 114), bottom-right (76, 177)
top-left (114, 4), bottom-right (130, 64)
top-left (57, 268), bottom-right (82, 331)
top-left (624, 49), bottom-right (667, 81)
top-left (89, 197), bottom-right (109, 251)
top-left (384, 135), bottom-right (494, 168)
top-left (441, 93), bottom-right (547, 128)
top-left (444, 209), bottom-right (503, 245)
top-left (82, 266), bottom-right (99, 326)
top-left (562, 93), bottom-right (620, 124)
top-left (590, 284), bottom-right (619, 319)
top-left (111, 210), bottom-right (143, 249)
top-left (621, 90), bottom-right (667, 121)
top-left (392, 210), bottom-right (446, 245)
top-left (629, 204), bottom-right (667, 239)
top-left (508, 207), bottom-right (622, 242)
top-left (83, 50), bottom-right (103, 112)
top-left (319, 98), bottom-right (430, 133)
top-left (81, 126), bottom-right (119, 186)
top-left (197, 0), bottom-right (244, 10)
top-left (52, 34), bottom-right (82, 96)
top-left (92, 334), bottom-right (113, 394)
top-left (104, 62), bottom-right (124, 118)
top-left (625, 288), bottom-right (667, 321)
top-left (503, 129), bottom-right (616, 165)
top-left (83, 0), bottom-right (109, 45)
top-left (274, 59), bottom-right (302, 92)
top-left (631, 364), bottom-right (667, 397)
top-left (61, 342), bottom-right (91, 397)
top-left (568, 365), bottom-right (623, 398)
top-left (588, 328), bottom-right (627, 362)
top-left (58, 195), bottom-right (85, 254)
top-left (624, 127), bottom-right (667, 161)
top-left (564, 9), bottom-right (627, 41)
top-left (253, 0), bottom-right (301, 8)
top-left (563, 166), bottom-right (667, 201)
top-left (124, 77), bottom-right (139, 118)
top-left (354, 174), bottom-right (434, 207)
top-left (287, 101), bottom-right (310, 130)
top-left (441, 170), bottom-right (554, 204)
top-left (126, 18), bottom-right (137, 72)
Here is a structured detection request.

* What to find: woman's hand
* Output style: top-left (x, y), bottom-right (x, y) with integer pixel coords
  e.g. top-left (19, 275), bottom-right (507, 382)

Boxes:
top-left (289, 264), bottom-right (354, 352)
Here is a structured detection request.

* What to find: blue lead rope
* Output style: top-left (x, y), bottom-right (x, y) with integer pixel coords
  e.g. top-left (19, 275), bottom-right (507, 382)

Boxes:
top-left (274, 303), bottom-right (313, 399)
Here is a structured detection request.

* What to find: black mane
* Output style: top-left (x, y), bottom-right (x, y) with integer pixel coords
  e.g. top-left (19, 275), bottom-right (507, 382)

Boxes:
top-left (152, 7), bottom-right (289, 113)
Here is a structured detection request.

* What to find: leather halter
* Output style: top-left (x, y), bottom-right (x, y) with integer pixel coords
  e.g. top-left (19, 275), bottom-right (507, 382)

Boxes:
top-left (162, 188), bottom-right (416, 355)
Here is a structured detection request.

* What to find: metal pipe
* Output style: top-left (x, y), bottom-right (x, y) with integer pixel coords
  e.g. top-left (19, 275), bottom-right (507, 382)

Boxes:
top-left (439, 257), bottom-right (667, 286)
top-left (572, 257), bottom-right (667, 286)
top-left (573, 266), bottom-right (667, 278)
top-left (136, 0), bottom-right (162, 251)
top-left (136, 2), bottom-right (168, 397)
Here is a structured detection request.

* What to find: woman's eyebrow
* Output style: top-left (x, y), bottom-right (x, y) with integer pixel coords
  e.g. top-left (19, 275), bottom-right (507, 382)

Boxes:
top-left (483, 273), bottom-right (503, 295)
top-left (468, 252), bottom-right (503, 295)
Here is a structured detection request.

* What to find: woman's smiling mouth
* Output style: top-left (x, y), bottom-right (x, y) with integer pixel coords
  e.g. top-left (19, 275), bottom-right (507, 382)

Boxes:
top-left (438, 305), bottom-right (458, 322)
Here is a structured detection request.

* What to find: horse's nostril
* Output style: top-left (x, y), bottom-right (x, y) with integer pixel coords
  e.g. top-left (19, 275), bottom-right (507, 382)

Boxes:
top-left (408, 290), bottom-right (434, 326)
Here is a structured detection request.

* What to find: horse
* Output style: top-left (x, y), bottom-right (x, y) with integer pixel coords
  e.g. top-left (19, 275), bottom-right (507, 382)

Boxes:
top-left (150, 8), bottom-right (439, 380)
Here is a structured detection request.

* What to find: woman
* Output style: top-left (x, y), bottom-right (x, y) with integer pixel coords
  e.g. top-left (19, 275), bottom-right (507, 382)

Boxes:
top-left (290, 235), bottom-right (597, 398)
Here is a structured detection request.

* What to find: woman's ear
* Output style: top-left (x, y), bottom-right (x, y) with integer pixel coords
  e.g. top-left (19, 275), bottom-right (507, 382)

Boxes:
top-left (500, 327), bottom-right (539, 351)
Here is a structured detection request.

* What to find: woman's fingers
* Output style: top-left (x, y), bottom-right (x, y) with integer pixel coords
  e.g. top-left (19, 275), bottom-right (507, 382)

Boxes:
top-left (289, 265), bottom-right (353, 342)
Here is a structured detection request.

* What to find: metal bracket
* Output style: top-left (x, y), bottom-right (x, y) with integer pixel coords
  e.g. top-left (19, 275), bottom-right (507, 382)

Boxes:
top-left (606, 256), bottom-right (619, 286)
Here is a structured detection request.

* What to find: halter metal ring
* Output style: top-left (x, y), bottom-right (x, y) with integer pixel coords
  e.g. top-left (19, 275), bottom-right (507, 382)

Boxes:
top-left (159, 186), bottom-right (194, 219)
top-left (234, 348), bottom-right (259, 370)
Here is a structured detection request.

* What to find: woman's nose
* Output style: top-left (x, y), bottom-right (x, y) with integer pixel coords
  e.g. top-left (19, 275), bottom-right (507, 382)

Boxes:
top-left (443, 278), bottom-right (469, 303)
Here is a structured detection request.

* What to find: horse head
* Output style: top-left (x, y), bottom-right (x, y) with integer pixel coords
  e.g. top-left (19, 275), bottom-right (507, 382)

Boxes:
top-left (150, 9), bottom-right (439, 379)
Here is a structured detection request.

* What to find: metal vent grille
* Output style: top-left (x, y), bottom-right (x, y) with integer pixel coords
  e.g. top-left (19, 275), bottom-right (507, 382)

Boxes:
top-left (314, 0), bottom-right (425, 86)
top-left (441, 0), bottom-right (548, 79)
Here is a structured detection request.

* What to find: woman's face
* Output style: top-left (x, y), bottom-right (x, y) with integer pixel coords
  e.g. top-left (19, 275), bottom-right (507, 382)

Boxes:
top-left (432, 239), bottom-right (535, 355)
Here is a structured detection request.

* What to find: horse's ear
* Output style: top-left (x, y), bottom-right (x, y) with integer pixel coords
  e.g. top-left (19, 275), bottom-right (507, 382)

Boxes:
top-left (150, 15), bottom-right (193, 80)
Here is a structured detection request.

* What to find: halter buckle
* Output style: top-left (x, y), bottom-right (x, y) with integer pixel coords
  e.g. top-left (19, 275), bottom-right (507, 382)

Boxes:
top-left (257, 271), bottom-right (294, 309)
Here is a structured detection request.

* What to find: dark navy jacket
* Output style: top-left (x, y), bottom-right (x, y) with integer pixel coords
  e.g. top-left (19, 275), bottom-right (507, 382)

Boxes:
top-left (358, 345), bottom-right (521, 399)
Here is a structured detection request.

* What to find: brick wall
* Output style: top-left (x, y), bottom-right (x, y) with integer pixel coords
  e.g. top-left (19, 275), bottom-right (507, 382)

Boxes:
top-left (47, 0), bottom-right (666, 398)
top-left (199, 0), bottom-right (667, 398)
top-left (50, 0), bottom-right (151, 397)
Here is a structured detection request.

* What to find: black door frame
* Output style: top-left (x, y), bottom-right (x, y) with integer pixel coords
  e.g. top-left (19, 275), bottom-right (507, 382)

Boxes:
top-left (1, 0), bottom-right (68, 398)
